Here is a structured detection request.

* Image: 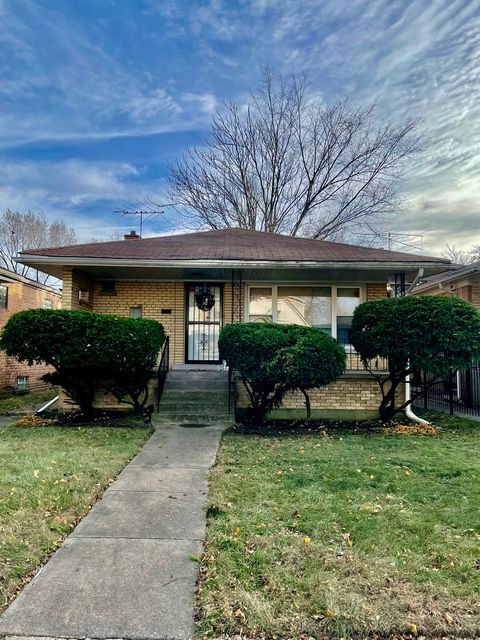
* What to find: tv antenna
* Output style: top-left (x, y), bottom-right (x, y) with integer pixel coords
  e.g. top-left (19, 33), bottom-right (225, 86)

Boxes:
top-left (114, 209), bottom-right (165, 237)
top-left (356, 223), bottom-right (423, 252)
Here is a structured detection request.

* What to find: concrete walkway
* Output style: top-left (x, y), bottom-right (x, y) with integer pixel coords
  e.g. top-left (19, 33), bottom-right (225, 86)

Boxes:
top-left (0, 423), bottom-right (225, 640)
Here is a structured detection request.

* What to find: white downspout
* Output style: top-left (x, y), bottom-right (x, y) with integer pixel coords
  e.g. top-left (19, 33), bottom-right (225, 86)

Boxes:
top-left (35, 395), bottom-right (59, 415)
top-left (404, 268), bottom-right (430, 423)
top-left (407, 267), bottom-right (424, 294)
top-left (404, 372), bottom-right (429, 424)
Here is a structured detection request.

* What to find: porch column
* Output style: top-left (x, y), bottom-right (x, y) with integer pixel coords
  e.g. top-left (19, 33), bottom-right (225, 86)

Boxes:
top-left (230, 269), bottom-right (243, 322)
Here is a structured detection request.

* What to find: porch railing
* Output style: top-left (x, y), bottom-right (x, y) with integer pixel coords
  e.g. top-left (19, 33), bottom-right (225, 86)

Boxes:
top-left (156, 335), bottom-right (170, 411)
top-left (343, 343), bottom-right (388, 372)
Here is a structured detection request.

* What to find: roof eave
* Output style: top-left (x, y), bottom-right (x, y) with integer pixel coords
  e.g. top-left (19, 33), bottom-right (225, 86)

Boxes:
top-left (16, 255), bottom-right (449, 271)
top-left (415, 266), bottom-right (480, 292)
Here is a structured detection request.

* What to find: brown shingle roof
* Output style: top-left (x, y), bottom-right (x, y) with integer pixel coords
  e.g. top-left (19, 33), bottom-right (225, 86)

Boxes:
top-left (20, 228), bottom-right (448, 264)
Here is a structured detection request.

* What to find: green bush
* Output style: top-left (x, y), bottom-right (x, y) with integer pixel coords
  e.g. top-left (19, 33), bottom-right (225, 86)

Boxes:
top-left (0, 309), bottom-right (165, 415)
top-left (351, 295), bottom-right (480, 421)
top-left (219, 322), bottom-right (346, 424)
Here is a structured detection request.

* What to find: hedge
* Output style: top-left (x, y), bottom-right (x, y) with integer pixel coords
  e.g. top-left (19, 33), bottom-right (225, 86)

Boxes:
top-left (219, 322), bottom-right (346, 424)
top-left (0, 309), bottom-right (165, 415)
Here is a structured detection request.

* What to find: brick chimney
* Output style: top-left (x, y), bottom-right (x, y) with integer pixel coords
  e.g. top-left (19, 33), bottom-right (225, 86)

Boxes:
top-left (124, 230), bottom-right (141, 240)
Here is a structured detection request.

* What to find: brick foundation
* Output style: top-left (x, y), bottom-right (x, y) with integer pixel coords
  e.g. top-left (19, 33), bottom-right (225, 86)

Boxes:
top-left (235, 374), bottom-right (405, 420)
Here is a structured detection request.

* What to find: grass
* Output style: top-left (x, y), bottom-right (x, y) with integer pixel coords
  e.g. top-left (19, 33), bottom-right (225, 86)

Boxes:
top-left (0, 421), bottom-right (151, 610)
top-left (0, 389), bottom-right (56, 415)
top-left (197, 413), bottom-right (480, 639)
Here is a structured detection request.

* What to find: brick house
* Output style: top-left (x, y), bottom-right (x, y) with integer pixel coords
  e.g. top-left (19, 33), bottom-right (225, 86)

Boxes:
top-left (0, 267), bottom-right (61, 394)
top-left (413, 261), bottom-right (480, 307)
top-left (17, 228), bottom-right (449, 419)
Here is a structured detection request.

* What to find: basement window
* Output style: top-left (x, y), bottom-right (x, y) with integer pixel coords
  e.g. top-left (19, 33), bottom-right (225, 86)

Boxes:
top-left (16, 376), bottom-right (29, 393)
top-left (129, 306), bottom-right (143, 319)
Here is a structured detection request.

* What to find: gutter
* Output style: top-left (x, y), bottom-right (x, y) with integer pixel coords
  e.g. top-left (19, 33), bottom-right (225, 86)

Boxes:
top-left (414, 265), bottom-right (480, 294)
top-left (438, 281), bottom-right (454, 295)
top-left (15, 255), bottom-right (450, 271)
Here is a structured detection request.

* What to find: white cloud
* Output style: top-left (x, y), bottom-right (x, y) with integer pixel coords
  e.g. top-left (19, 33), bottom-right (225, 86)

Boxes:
top-left (181, 92), bottom-right (218, 115)
top-left (0, 0), bottom-right (478, 254)
top-left (124, 89), bottom-right (183, 123)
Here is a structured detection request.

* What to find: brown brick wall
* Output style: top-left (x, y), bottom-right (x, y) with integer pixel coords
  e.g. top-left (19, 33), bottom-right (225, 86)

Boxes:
top-left (366, 283), bottom-right (387, 300)
top-left (91, 280), bottom-right (185, 365)
top-left (236, 374), bottom-right (404, 418)
top-left (62, 273), bottom-right (391, 412)
top-left (87, 278), bottom-right (247, 365)
top-left (62, 267), bottom-right (94, 310)
top-left (469, 281), bottom-right (480, 308)
top-left (0, 279), bottom-right (61, 393)
top-left (413, 277), bottom-right (480, 310)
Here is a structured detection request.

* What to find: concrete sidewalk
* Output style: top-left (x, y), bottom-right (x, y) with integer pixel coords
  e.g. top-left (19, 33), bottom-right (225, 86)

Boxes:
top-left (0, 423), bottom-right (225, 640)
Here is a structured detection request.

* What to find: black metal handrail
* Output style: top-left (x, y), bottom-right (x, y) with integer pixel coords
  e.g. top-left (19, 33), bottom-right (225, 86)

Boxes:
top-left (227, 364), bottom-right (235, 414)
top-left (156, 335), bottom-right (170, 411)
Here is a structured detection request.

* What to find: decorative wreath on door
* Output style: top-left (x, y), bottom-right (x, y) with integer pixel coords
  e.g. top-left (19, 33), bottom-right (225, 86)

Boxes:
top-left (195, 285), bottom-right (215, 312)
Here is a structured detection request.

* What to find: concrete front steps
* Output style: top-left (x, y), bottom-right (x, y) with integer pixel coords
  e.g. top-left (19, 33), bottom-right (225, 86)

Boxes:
top-left (157, 369), bottom-right (232, 423)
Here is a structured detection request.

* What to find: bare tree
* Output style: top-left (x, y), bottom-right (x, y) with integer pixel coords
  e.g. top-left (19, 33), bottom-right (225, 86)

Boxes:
top-left (0, 210), bottom-right (77, 284)
top-left (441, 243), bottom-right (469, 265)
top-left (441, 243), bottom-right (480, 265)
top-left (469, 245), bottom-right (480, 263)
top-left (168, 70), bottom-right (419, 240)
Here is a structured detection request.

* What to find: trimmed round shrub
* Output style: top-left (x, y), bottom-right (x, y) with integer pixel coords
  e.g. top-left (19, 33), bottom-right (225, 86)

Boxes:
top-left (351, 295), bottom-right (480, 420)
top-left (219, 322), bottom-right (346, 424)
top-left (0, 309), bottom-right (165, 415)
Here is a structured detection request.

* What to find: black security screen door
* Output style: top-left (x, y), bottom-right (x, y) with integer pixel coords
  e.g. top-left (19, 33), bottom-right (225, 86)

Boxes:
top-left (185, 284), bottom-right (223, 363)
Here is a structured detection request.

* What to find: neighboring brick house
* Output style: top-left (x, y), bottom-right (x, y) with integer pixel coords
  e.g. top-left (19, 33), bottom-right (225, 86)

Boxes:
top-left (0, 268), bottom-right (61, 394)
top-left (413, 261), bottom-right (480, 308)
top-left (17, 228), bottom-right (449, 418)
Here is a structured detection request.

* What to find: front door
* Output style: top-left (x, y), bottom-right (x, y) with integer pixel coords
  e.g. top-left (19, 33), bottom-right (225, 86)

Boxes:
top-left (185, 284), bottom-right (223, 363)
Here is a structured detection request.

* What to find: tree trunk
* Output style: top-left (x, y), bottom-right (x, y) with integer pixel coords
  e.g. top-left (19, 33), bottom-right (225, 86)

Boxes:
top-left (379, 378), bottom-right (400, 421)
top-left (301, 389), bottom-right (311, 420)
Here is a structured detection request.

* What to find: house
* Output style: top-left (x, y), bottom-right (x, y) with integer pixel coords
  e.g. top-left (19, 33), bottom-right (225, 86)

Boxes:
top-left (17, 228), bottom-right (449, 419)
top-left (0, 267), bottom-right (61, 394)
top-left (413, 261), bottom-right (480, 307)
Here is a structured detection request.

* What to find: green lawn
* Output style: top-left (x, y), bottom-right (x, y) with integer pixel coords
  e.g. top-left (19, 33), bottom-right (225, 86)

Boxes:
top-left (0, 389), bottom-right (56, 416)
top-left (0, 422), bottom-right (151, 611)
top-left (198, 413), bottom-right (480, 639)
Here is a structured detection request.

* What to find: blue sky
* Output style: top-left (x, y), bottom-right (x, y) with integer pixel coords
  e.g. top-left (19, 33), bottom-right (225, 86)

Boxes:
top-left (0, 0), bottom-right (479, 253)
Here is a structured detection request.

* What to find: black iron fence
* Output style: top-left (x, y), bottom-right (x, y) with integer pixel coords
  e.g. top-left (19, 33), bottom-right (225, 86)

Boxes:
top-left (156, 335), bottom-right (170, 411)
top-left (412, 362), bottom-right (480, 418)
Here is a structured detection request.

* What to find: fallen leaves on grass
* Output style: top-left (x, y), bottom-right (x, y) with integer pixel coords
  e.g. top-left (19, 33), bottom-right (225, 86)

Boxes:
top-left (384, 423), bottom-right (438, 436)
top-left (233, 607), bottom-right (246, 623)
top-left (361, 502), bottom-right (383, 513)
top-left (15, 415), bottom-right (59, 428)
top-left (406, 621), bottom-right (418, 635)
top-left (342, 532), bottom-right (353, 547)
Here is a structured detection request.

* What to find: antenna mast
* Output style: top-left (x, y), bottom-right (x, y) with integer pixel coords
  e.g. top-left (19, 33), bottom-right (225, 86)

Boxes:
top-left (114, 209), bottom-right (165, 236)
